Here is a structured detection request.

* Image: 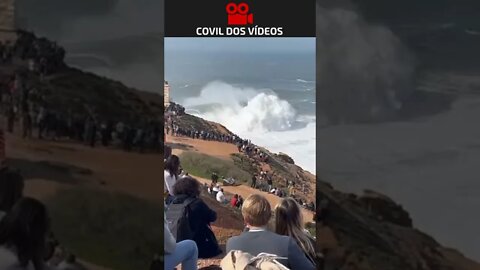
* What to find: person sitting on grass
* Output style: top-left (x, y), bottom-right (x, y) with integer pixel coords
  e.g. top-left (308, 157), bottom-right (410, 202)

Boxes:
top-left (230, 194), bottom-right (238, 208)
top-left (0, 197), bottom-right (50, 270)
top-left (212, 183), bottom-right (220, 198)
top-left (172, 176), bottom-right (222, 258)
top-left (235, 196), bottom-right (244, 208)
top-left (164, 214), bottom-right (198, 270)
top-left (164, 155), bottom-right (180, 205)
top-left (274, 197), bottom-right (317, 266)
top-left (226, 194), bottom-right (314, 270)
top-left (216, 188), bottom-right (227, 204)
top-left (207, 183), bottom-right (214, 195)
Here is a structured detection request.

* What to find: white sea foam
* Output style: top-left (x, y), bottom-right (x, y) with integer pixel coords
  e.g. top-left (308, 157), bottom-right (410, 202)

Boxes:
top-left (184, 81), bottom-right (316, 173)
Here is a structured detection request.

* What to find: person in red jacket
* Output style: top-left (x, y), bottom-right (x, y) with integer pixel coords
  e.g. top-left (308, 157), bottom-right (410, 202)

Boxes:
top-left (230, 194), bottom-right (238, 207)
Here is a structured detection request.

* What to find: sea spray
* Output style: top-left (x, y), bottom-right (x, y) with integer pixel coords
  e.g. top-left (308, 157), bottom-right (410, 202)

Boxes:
top-left (184, 81), bottom-right (316, 173)
top-left (185, 81), bottom-right (296, 133)
top-left (316, 4), bottom-right (414, 123)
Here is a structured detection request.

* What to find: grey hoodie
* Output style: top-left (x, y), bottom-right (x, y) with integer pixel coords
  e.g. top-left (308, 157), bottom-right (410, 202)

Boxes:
top-left (164, 214), bottom-right (177, 254)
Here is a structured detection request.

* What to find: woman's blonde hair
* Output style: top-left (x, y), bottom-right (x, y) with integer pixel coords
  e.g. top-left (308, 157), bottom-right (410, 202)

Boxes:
top-left (274, 197), bottom-right (316, 263)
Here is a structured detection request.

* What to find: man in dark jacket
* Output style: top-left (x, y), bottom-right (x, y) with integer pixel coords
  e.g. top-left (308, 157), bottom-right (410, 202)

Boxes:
top-left (170, 176), bottom-right (222, 259)
top-left (226, 194), bottom-right (315, 270)
top-left (251, 174), bottom-right (257, 189)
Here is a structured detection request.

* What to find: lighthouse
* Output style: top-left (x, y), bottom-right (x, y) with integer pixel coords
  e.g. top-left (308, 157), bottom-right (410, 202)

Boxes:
top-left (164, 81), bottom-right (171, 108)
top-left (0, 0), bottom-right (17, 43)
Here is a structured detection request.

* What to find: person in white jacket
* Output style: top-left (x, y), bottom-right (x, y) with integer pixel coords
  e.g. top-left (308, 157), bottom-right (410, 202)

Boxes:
top-left (164, 215), bottom-right (198, 270)
top-left (216, 188), bottom-right (227, 204)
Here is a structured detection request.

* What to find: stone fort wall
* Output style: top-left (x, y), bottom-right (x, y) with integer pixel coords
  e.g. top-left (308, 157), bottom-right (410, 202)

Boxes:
top-left (0, 0), bottom-right (16, 43)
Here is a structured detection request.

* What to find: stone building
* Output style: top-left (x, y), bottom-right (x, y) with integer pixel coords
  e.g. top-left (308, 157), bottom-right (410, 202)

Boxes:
top-left (164, 81), bottom-right (170, 107)
top-left (0, 0), bottom-right (17, 43)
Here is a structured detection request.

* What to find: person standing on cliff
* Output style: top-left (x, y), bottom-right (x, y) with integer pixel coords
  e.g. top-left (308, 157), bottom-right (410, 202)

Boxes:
top-left (267, 174), bottom-right (273, 191)
top-left (251, 174), bottom-right (257, 189)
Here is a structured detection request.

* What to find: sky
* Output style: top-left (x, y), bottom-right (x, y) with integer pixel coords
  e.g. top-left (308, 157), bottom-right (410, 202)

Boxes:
top-left (165, 37), bottom-right (316, 53)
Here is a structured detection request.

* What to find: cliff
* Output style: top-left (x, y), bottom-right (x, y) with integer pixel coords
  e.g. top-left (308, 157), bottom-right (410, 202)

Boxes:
top-left (172, 111), bottom-right (480, 270)
top-left (0, 31), bottom-right (163, 124)
top-left (316, 180), bottom-right (480, 270)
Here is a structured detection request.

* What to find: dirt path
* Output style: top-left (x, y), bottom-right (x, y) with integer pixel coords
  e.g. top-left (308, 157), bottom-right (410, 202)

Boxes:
top-left (6, 132), bottom-right (163, 203)
top-left (166, 134), bottom-right (238, 159)
top-left (195, 176), bottom-right (314, 222)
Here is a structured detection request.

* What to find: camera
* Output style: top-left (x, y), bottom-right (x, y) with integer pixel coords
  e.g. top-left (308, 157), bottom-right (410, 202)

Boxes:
top-left (226, 3), bottom-right (254, 25)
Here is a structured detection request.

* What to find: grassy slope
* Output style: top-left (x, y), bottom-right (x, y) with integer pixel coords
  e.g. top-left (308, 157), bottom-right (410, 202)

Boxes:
top-left (179, 152), bottom-right (251, 183)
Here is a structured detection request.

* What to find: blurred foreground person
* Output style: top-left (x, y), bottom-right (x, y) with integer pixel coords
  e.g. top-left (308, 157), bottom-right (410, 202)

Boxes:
top-left (164, 213), bottom-right (198, 270)
top-left (274, 197), bottom-right (317, 266)
top-left (226, 194), bottom-right (314, 270)
top-left (0, 198), bottom-right (51, 270)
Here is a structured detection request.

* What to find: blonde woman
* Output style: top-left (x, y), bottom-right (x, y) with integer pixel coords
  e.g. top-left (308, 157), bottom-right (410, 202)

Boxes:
top-left (274, 197), bottom-right (316, 265)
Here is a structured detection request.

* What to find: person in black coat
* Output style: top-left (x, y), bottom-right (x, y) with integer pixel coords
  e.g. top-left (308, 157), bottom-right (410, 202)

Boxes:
top-left (172, 176), bottom-right (222, 259)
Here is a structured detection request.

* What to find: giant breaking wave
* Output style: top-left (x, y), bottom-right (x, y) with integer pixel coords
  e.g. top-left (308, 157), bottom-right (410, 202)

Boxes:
top-left (184, 81), bottom-right (316, 173)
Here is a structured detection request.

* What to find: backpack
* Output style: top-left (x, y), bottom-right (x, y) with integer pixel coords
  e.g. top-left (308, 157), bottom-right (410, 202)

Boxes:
top-left (220, 250), bottom-right (290, 270)
top-left (165, 197), bottom-right (196, 241)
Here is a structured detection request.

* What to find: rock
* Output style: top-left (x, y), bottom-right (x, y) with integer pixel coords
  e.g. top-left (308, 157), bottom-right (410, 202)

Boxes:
top-left (359, 189), bottom-right (413, 227)
top-left (276, 152), bottom-right (295, 164)
top-left (314, 180), bottom-right (480, 270)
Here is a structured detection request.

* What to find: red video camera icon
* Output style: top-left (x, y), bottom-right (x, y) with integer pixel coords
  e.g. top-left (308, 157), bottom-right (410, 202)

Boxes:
top-left (226, 3), bottom-right (254, 26)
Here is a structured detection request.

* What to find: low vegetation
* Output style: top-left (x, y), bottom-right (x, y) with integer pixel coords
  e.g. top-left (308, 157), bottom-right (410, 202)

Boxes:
top-left (179, 152), bottom-right (252, 183)
top-left (231, 153), bottom-right (257, 176)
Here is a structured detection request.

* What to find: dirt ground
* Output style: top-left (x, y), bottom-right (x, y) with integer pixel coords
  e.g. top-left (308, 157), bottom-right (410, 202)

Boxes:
top-left (6, 132), bottom-right (163, 203)
top-left (4, 130), bottom-right (163, 270)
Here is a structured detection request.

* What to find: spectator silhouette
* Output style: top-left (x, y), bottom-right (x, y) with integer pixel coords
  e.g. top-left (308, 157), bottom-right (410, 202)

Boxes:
top-left (164, 213), bottom-right (198, 270)
top-left (172, 176), bottom-right (222, 259)
top-left (0, 197), bottom-right (50, 270)
top-left (0, 167), bottom-right (24, 220)
top-left (165, 155), bottom-right (180, 204)
top-left (226, 194), bottom-right (314, 270)
top-left (274, 197), bottom-right (317, 266)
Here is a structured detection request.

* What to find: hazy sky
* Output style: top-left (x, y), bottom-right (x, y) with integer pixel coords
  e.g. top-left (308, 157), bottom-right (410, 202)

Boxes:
top-left (165, 37), bottom-right (315, 53)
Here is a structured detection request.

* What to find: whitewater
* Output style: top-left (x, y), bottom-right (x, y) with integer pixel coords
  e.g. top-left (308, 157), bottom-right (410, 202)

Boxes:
top-left (183, 81), bottom-right (316, 174)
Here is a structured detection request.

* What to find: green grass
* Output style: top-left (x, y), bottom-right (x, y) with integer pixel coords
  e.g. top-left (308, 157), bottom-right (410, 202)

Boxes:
top-left (45, 188), bottom-right (162, 270)
top-left (179, 152), bottom-right (252, 183)
top-left (231, 153), bottom-right (258, 176)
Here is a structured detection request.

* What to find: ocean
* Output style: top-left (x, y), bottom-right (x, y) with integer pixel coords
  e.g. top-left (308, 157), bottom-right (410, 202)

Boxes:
top-left (165, 39), bottom-right (316, 173)
top-left (317, 93), bottom-right (480, 260)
